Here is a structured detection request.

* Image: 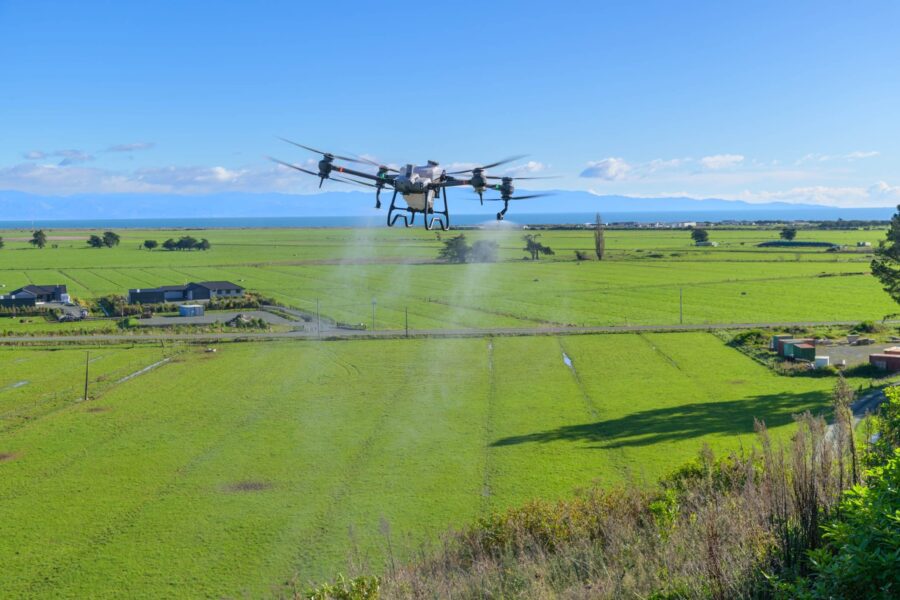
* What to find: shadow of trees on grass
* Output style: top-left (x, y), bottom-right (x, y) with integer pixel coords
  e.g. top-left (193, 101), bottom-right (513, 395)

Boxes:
top-left (492, 389), bottom-right (831, 449)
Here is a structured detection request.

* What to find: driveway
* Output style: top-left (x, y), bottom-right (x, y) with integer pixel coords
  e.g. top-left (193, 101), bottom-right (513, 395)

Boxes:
top-left (136, 310), bottom-right (295, 327)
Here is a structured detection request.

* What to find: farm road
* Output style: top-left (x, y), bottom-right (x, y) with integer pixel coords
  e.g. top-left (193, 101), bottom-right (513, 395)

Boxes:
top-left (2, 318), bottom-right (896, 345)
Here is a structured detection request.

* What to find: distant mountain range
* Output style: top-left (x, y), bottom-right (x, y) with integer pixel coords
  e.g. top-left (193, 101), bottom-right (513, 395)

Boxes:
top-left (0, 189), bottom-right (893, 222)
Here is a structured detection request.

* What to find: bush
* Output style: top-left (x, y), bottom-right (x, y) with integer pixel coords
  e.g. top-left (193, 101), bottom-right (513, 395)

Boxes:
top-left (851, 320), bottom-right (880, 334)
top-left (731, 329), bottom-right (769, 347)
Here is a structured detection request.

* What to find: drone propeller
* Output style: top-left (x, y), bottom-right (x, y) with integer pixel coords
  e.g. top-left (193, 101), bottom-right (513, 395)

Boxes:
top-left (277, 137), bottom-right (371, 165)
top-left (332, 175), bottom-right (378, 188)
top-left (485, 175), bottom-right (559, 181)
top-left (472, 193), bottom-right (551, 202)
top-left (448, 154), bottom-right (528, 175)
top-left (349, 154), bottom-right (400, 173)
top-left (267, 156), bottom-right (319, 177)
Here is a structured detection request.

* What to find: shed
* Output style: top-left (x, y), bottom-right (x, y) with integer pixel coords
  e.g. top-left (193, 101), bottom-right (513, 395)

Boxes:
top-left (883, 347), bottom-right (900, 355)
top-left (178, 304), bottom-right (205, 317)
top-left (771, 334), bottom-right (793, 350)
top-left (869, 353), bottom-right (900, 372)
top-left (778, 338), bottom-right (813, 357)
top-left (792, 343), bottom-right (816, 361)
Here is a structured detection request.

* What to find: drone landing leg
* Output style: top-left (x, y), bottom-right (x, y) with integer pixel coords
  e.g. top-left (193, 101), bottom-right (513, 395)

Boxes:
top-left (387, 191), bottom-right (408, 227)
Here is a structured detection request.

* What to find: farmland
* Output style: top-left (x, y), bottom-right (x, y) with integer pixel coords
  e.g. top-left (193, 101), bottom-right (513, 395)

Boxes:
top-left (0, 333), bottom-right (865, 597)
top-left (1, 225), bottom-right (897, 597)
top-left (0, 226), bottom-right (894, 331)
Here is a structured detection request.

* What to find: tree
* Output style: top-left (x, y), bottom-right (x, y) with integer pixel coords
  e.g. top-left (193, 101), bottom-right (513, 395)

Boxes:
top-left (691, 228), bottom-right (709, 244)
top-left (29, 229), bottom-right (47, 249)
top-left (438, 234), bottom-right (470, 263)
top-left (872, 205), bottom-right (900, 304)
top-left (523, 234), bottom-right (555, 260)
top-left (0, 236), bottom-right (4, 250)
top-left (594, 213), bottom-right (605, 260)
top-left (197, 238), bottom-right (211, 251)
top-left (469, 239), bottom-right (498, 263)
top-left (780, 227), bottom-right (797, 241)
top-left (102, 231), bottom-right (120, 248)
top-left (143, 240), bottom-right (159, 251)
top-left (162, 238), bottom-right (177, 251)
top-left (177, 235), bottom-right (198, 251)
top-left (87, 234), bottom-right (104, 248)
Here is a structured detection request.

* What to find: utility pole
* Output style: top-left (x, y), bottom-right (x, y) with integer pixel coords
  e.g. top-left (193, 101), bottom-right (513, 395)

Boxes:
top-left (679, 288), bottom-right (683, 325)
top-left (371, 298), bottom-right (376, 332)
top-left (83, 350), bottom-right (90, 401)
top-left (316, 298), bottom-right (320, 338)
top-left (405, 306), bottom-right (409, 338)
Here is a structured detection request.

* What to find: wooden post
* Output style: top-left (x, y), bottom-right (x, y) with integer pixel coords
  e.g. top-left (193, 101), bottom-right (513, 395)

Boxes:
top-left (83, 350), bottom-right (90, 401)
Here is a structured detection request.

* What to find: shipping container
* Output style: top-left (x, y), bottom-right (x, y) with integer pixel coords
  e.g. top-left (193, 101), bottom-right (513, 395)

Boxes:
top-left (792, 343), bottom-right (816, 361)
top-left (869, 353), bottom-right (900, 371)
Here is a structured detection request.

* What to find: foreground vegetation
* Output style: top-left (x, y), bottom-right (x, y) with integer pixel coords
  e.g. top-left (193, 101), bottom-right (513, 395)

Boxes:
top-left (309, 387), bottom-right (900, 599)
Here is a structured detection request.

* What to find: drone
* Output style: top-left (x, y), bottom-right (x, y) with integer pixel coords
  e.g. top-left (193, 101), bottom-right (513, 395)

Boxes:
top-left (268, 138), bottom-right (554, 230)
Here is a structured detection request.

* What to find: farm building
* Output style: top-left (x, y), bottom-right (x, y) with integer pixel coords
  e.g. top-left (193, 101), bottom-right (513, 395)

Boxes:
top-left (0, 284), bottom-right (69, 308)
top-left (128, 281), bottom-right (244, 304)
top-left (869, 353), bottom-right (900, 372)
top-left (695, 241), bottom-right (719, 247)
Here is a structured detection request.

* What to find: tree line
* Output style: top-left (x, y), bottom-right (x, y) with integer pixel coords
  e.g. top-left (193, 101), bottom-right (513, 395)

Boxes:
top-left (142, 236), bottom-right (211, 251)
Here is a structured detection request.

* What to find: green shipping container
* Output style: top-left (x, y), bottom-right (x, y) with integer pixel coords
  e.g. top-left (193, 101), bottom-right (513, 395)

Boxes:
top-left (792, 343), bottom-right (816, 361)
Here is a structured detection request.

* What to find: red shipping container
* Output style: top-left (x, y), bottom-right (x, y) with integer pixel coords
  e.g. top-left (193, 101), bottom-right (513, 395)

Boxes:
top-left (869, 353), bottom-right (900, 371)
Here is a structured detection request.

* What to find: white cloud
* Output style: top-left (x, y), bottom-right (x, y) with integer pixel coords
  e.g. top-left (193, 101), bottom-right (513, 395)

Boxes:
top-left (721, 181), bottom-right (900, 207)
top-left (22, 150), bottom-right (47, 160)
top-left (504, 161), bottom-right (546, 177)
top-left (580, 157), bottom-right (631, 180)
top-left (699, 154), bottom-right (744, 170)
top-left (107, 142), bottom-right (155, 153)
top-left (796, 150), bottom-right (880, 164)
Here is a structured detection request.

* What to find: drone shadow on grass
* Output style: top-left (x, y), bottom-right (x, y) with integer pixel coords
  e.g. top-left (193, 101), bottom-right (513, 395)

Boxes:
top-left (491, 390), bottom-right (831, 450)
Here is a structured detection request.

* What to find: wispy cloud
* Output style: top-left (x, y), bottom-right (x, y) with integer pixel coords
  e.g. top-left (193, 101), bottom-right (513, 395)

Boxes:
top-left (106, 142), bottom-right (155, 153)
top-left (21, 148), bottom-right (95, 166)
top-left (796, 150), bottom-right (880, 164)
top-left (580, 157), bottom-right (631, 180)
top-left (698, 154), bottom-right (744, 170)
top-left (504, 161), bottom-right (546, 177)
top-left (0, 160), bottom-right (340, 195)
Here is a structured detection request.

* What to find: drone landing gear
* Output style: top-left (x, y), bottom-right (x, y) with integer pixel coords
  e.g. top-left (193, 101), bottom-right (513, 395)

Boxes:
top-left (423, 187), bottom-right (450, 231)
top-left (386, 191), bottom-right (413, 228)
top-left (496, 199), bottom-right (510, 221)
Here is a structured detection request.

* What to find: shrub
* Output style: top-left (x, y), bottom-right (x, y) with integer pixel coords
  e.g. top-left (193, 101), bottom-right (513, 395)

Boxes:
top-left (731, 329), bottom-right (769, 347)
top-left (851, 320), bottom-right (880, 334)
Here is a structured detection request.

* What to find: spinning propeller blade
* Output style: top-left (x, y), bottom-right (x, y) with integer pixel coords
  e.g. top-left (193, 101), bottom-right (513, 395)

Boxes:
top-left (267, 156), bottom-right (319, 177)
top-left (448, 154), bottom-right (528, 174)
top-left (277, 137), bottom-right (369, 165)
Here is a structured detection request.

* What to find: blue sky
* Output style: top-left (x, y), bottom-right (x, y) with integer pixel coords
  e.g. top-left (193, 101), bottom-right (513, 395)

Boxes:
top-left (1, 0), bottom-right (898, 206)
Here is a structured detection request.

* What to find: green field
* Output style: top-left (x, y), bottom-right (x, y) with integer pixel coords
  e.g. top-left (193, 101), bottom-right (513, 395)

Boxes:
top-left (0, 333), bottom-right (868, 597)
top-left (1, 225), bottom-right (896, 596)
top-left (0, 226), bottom-right (894, 330)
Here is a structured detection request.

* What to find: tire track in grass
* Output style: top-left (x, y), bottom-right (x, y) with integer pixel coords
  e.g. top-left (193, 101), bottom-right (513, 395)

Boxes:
top-left (0, 352), bottom-right (182, 491)
top-left (22, 347), bottom-right (304, 596)
top-left (286, 360), bottom-right (423, 578)
top-left (480, 337), bottom-right (497, 512)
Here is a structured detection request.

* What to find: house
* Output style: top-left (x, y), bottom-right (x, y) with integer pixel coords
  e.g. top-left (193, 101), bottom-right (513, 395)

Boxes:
top-left (128, 281), bottom-right (244, 304)
top-left (0, 284), bottom-right (69, 307)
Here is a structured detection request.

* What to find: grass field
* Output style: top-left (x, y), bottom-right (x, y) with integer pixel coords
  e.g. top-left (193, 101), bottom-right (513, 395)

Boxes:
top-left (0, 333), bottom-right (867, 597)
top-left (0, 226), bottom-right (894, 330)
